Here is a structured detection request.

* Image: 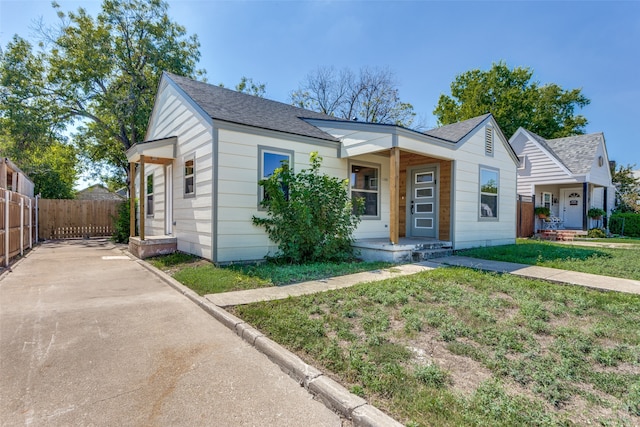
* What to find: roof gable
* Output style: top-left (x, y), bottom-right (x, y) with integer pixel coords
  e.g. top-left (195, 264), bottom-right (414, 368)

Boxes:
top-left (423, 114), bottom-right (492, 143)
top-left (164, 72), bottom-right (342, 142)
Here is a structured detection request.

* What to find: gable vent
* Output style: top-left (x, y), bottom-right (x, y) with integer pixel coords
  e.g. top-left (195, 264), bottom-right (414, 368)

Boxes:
top-left (485, 127), bottom-right (494, 156)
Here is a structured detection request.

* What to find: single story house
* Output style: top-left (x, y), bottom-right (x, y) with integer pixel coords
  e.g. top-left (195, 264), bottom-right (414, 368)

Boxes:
top-left (126, 72), bottom-right (519, 262)
top-left (509, 128), bottom-right (615, 231)
top-left (76, 184), bottom-right (125, 201)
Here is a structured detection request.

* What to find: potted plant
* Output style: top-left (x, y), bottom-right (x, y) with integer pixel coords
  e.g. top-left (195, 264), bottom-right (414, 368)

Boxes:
top-left (534, 206), bottom-right (551, 219)
top-left (588, 207), bottom-right (606, 219)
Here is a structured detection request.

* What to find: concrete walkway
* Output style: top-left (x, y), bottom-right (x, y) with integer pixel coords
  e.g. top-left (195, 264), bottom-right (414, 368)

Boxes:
top-left (205, 255), bottom-right (640, 308)
top-left (431, 256), bottom-right (640, 295)
top-left (0, 240), bottom-right (349, 426)
top-left (206, 262), bottom-right (439, 307)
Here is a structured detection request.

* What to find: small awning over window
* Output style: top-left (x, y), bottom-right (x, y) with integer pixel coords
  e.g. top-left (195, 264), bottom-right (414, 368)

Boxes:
top-left (126, 136), bottom-right (177, 164)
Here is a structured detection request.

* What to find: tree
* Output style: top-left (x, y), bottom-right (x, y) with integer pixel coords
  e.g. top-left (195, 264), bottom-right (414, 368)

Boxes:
top-left (290, 66), bottom-right (416, 128)
top-left (42, 0), bottom-right (204, 182)
top-left (252, 152), bottom-right (362, 264)
top-left (434, 62), bottom-right (590, 138)
top-left (235, 77), bottom-right (266, 98)
top-left (611, 163), bottom-right (640, 213)
top-left (0, 36), bottom-right (78, 198)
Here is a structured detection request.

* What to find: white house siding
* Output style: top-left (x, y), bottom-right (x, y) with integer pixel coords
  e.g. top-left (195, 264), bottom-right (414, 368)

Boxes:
top-left (215, 126), bottom-right (345, 263)
top-left (144, 81), bottom-right (214, 259)
top-left (450, 128), bottom-right (517, 250)
top-left (588, 143), bottom-right (613, 187)
top-left (510, 132), bottom-right (575, 195)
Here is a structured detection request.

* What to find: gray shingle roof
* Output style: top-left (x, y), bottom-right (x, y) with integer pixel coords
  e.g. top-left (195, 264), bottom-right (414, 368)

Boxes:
top-left (527, 129), bottom-right (604, 175)
top-left (165, 72), bottom-right (342, 142)
top-left (423, 114), bottom-right (491, 143)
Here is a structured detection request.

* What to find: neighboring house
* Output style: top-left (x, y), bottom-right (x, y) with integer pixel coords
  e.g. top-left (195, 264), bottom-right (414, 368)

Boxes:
top-left (0, 158), bottom-right (34, 198)
top-left (510, 128), bottom-right (615, 231)
top-left (126, 72), bottom-right (519, 262)
top-left (76, 184), bottom-right (125, 201)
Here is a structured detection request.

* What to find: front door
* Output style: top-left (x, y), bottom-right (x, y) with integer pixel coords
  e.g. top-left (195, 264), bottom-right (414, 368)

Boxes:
top-left (560, 188), bottom-right (583, 229)
top-left (409, 167), bottom-right (437, 238)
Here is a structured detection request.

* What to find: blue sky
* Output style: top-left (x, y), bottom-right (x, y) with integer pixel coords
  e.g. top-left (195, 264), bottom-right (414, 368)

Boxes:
top-left (1, 0), bottom-right (639, 171)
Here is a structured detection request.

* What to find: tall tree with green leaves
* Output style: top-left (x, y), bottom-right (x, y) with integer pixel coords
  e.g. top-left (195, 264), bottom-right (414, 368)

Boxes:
top-left (611, 163), bottom-right (640, 213)
top-left (291, 66), bottom-right (416, 128)
top-left (434, 62), bottom-right (590, 138)
top-left (43, 0), bottom-right (204, 183)
top-left (0, 35), bottom-right (77, 198)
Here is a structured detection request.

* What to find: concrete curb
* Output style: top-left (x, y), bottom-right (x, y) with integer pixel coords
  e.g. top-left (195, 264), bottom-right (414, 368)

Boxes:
top-left (131, 254), bottom-right (403, 427)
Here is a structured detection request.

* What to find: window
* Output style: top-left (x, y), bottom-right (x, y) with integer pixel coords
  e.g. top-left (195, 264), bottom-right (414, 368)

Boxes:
top-left (350, 163), bottom-right (379, 217)
top-left (479, 167), bottom-right (498, 219)
top-left (184, 158), bottom-right (195, 197)
top-left (146, 173), bottom-right (154, 216)
top-left (542, 192), bottom-right (552, 210)
top-left (258, 147), bottom-right (293, 207)
top-left (485, 126), bottom-right (494, 156)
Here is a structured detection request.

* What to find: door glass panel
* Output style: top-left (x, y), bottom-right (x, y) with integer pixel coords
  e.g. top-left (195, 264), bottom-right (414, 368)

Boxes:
top-left (415, 218), bottom-right (433, 228)
top-left (416, 188), bottom-right (433, 198)
top-left (415, 172), bottom-right (433, 183)
top-left (416, 203), bottom-right (433, 213)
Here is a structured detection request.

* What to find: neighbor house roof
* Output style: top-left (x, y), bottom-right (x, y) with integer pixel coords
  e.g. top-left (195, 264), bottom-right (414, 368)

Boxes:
top-left (526, 130), bottom-right (605, 175)
top-left (165, 72), bottom-right (343, 142)
top-left (423, 114), bottom-right (492, 143)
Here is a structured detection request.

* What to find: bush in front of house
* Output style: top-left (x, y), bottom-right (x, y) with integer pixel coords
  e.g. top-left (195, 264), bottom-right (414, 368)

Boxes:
top-left (609, 213), bottom-right (640, 237)
top-left (111, 199), bottom-right (135, 243)
top-left (253, 152), bottom-right (363, 264)
top-left (587, 228), bottom-right (606, 238)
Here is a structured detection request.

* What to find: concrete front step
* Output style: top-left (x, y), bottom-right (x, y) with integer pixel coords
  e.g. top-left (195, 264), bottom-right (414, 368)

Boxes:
top-left (414, 241), bottom-right (452, 250)
top-left (412, 248), bottom-right (453, 261)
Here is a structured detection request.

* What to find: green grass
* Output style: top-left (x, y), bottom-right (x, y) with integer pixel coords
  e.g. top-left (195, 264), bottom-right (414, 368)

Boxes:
top-left (232, 268), bottom-right (640, 426)
top-left (147, 252), bottom-right (394, 295)
top-left (458, 239), bottom-right (640, 280)
top-left (576, 237), bottom-right (640, 244)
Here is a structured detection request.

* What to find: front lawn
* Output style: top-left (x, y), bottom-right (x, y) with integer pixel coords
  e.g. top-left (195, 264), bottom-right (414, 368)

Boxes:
top-left (148, 252), bottom-right (394, 295)
top-left (232, 267), bottom-right (640, 426)
top-left (459, 240), bottom-right (640, 280)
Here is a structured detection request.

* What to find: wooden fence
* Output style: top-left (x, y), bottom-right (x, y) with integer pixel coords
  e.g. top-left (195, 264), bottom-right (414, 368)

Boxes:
top-left (38, 199), bottom-right (123, 240)
top-left (0, 190), bottom-right (36, 267)
top-left (517, 194), bottom-right (535, 238)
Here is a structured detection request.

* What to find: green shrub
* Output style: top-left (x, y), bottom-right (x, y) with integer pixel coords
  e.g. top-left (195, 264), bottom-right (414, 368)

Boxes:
top-left (587, 207), bottom-right (606, 219)
top-left (609, 213), bottom-right (640, 237)
top-left (252, 152), bottom-right (362, 263)
top-left (111, 199), bottom-right (133, 243)
top-left (587, 228), bottom-right (606, 238)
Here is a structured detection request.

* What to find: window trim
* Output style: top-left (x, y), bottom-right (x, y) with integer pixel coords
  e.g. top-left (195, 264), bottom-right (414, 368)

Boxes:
top-left (183, 156), bottom-right (195, 198)
top-left (146, 172), bottom-right (154, 217)
top-left (349, 160), bottom-right (381, 220)
top-left (478, 165), bottom-right (499, 221)
top-left (257, 145), bottom-right (294, 210)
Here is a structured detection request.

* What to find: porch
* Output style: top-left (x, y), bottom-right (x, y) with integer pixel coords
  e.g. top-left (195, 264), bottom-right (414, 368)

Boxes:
top-left (353, 237), bottom-right (453, 263)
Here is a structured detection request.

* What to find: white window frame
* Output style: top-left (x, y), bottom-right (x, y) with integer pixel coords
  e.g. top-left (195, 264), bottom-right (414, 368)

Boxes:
top-left (146, 172), bottom-right (154, 217)
top-left (257, 146), bottom-right (294, 210)
top-left (349, 161), bottom-right (380, 220)
top-left (184, 156), bottom-right (195, 198)
top-left (479, 166), bottom-right (499, 221)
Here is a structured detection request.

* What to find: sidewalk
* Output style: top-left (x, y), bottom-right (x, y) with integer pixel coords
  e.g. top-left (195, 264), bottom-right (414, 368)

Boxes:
top-left (430, 256), bottom-right (640, 295)
top-left (204, 255), bottom-right (640, 308)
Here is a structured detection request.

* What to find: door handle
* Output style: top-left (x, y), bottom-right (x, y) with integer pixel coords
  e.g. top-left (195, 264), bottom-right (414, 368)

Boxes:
top-left (410, 201), bottom-right (414, 214)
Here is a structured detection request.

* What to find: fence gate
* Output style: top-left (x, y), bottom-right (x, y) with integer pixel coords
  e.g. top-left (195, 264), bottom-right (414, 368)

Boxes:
top-left (38, 199), bottom-right (123, 240)
top-left (517, 195), bottom-right (535, 238)
top-left (0, 190), bottom-right (35, 267)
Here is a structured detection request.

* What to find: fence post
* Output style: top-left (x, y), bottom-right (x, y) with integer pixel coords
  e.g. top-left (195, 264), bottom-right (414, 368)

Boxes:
top-left (35, 195), bottom-right (39, 243)
top-left (20, 196), bottom-right (24, 256)
top-left (28, 198), bottom-right (33, 249)
top-left (4, 190), bottom-right (9, 267)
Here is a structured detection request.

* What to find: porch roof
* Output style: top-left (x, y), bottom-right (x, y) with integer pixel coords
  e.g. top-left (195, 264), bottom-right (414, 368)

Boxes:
top-left (126, 136), bottom-right (177, 164)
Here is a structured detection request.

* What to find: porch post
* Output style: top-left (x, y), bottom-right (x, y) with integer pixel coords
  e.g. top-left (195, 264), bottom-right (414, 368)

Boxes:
top-left (129, 162), bottom-right (135, 238)
top-left (389, 147), bottom-right (400, 244)
top-left (140, 156), bottom-right (145, 241)
top-left (603, 187), bottom-right (608, 229)
top-left (582, 182), bottom-right (588, 230)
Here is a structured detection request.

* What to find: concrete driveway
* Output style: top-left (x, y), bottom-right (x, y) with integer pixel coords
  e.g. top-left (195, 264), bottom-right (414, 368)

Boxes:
top-left (0, 239), bottom-right (341, 426)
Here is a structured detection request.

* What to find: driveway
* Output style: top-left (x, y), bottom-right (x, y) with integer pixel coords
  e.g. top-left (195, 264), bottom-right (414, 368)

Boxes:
top-left (0, 239), bottom-right (341, 426)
